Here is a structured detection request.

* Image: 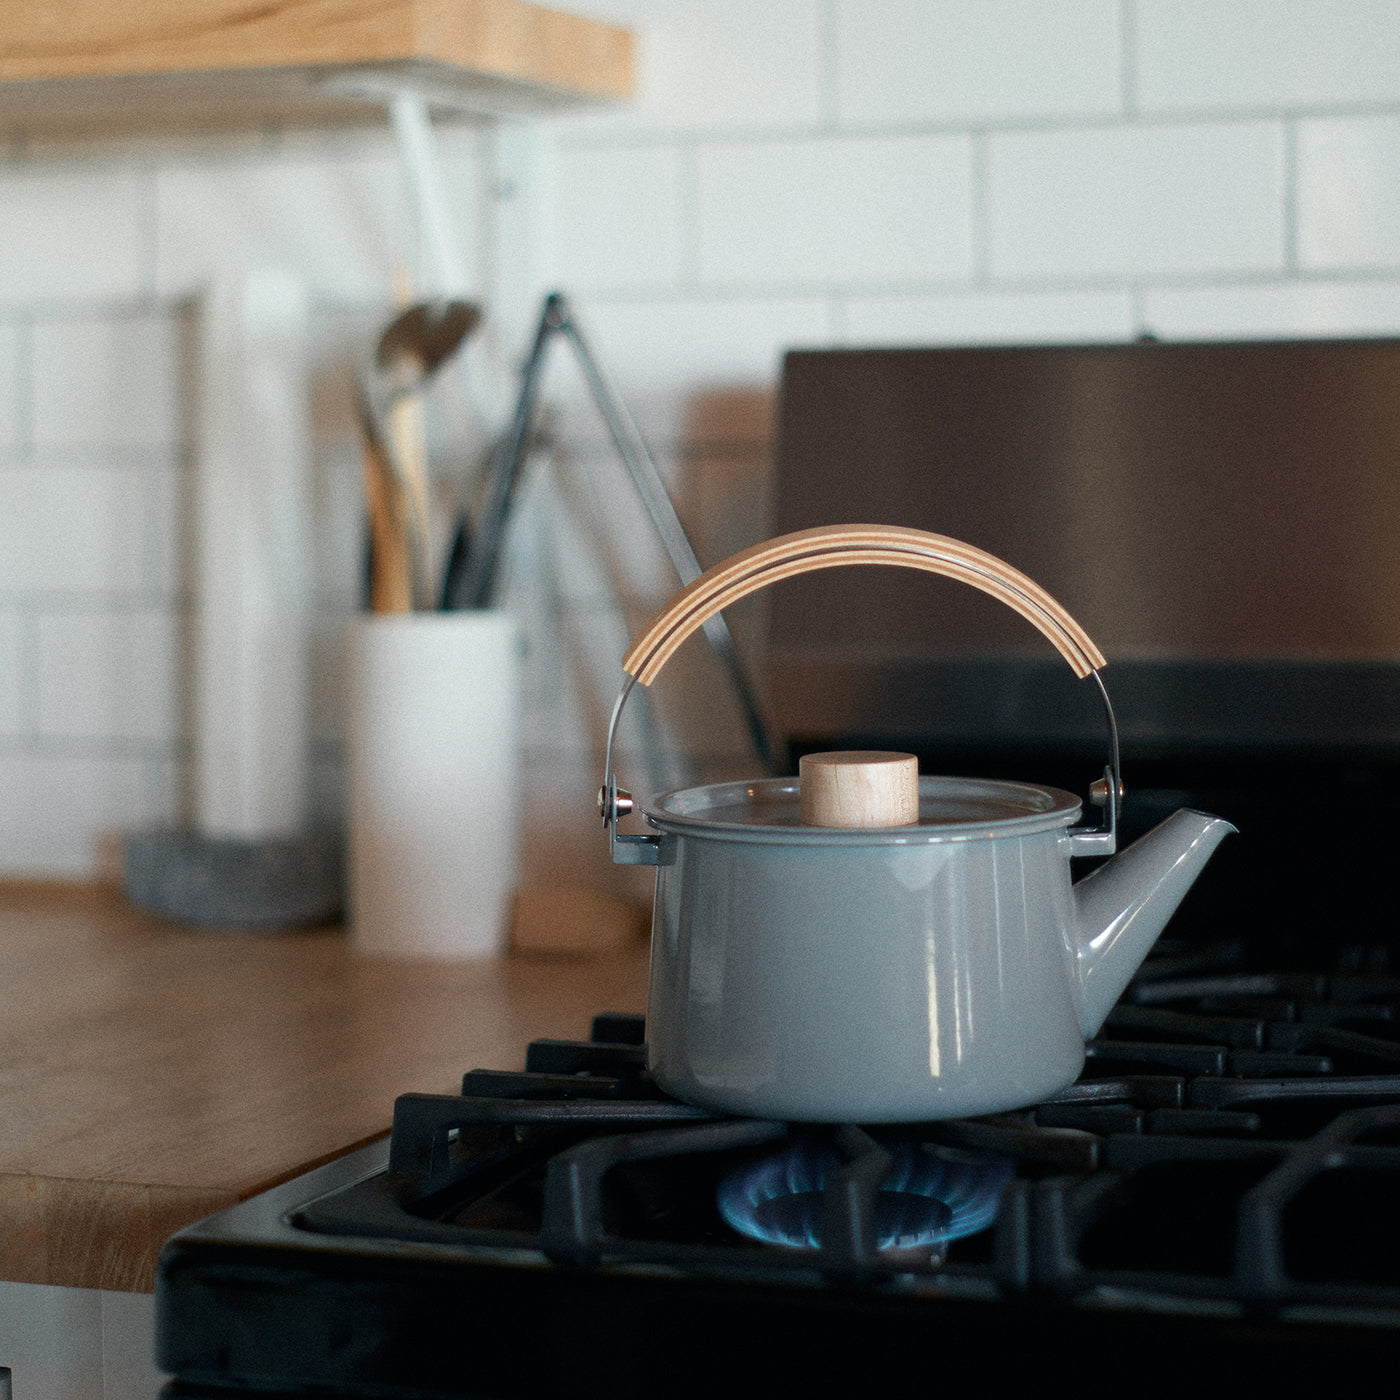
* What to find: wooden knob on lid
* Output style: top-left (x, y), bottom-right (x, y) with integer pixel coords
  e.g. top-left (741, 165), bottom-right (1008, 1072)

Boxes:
top-left (799, 751), bottom-right (920, 828)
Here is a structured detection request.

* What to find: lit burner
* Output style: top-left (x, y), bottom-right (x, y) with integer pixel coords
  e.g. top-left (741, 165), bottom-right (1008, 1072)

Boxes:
top-left (716, 1135), bottom-right (1013, 1252)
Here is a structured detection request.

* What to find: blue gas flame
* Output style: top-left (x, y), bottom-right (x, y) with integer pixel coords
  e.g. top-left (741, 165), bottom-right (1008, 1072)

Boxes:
top-left (716, 1137), bottom-right (1013, 1251)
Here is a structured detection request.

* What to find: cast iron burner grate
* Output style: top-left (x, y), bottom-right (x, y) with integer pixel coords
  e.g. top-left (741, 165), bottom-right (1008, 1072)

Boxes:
top-left (298, 1018), bottom-right (1017, 1287)
top-left (292, 937), bottom-right (1400, 1316)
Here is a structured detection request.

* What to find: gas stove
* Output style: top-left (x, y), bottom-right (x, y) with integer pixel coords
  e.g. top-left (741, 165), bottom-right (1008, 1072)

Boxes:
top-left (151, 335), bottom-right (1400, 1394)
top-left (156, 805), bottom-right (1400, 1396)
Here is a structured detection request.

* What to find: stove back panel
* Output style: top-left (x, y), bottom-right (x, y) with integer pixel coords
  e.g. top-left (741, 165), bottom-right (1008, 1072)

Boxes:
top-left (769, 340), bottom-right (1400, 755)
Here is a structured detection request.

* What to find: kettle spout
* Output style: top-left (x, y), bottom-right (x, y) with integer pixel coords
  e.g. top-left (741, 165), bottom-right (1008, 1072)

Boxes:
top-left (1073, 809), bottom-right (1237, 1037)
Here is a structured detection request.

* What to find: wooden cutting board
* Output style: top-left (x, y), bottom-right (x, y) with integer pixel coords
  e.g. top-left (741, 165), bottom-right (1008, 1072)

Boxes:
top-left (0, 883), bottom-right (649, 1292)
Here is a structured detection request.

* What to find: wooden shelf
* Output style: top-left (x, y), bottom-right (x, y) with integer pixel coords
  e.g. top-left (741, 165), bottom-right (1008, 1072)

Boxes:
top-left (0, 0), bottom-right (633, 130)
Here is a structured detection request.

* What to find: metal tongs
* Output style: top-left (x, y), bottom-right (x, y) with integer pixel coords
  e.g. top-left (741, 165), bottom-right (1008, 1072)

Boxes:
top-left (442, 291), bottom-right (776, 773)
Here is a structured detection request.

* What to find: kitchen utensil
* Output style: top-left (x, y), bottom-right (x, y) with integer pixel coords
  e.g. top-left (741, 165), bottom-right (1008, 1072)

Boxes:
top-left (374, 299), bottom-right (481, 400)
top-left (360, 427), bottom-right (415, 613)
top-left (440, 295), bottom-right (556, 612)
top-left (443, 290), bottom-right (775, 770)
top-left (598, 524), bottom-right (1235, 1122)
top-left (358, 298), bottom-right (480, 611)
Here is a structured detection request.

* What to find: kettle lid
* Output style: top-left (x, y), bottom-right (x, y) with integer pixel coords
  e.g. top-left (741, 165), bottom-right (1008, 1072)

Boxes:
top-left (644, 774), bottom-right (1082, 846)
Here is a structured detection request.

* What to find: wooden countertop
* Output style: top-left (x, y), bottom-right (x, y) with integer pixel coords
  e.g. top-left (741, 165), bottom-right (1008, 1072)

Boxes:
top-left (0, 883), bottom-right (649, 1293)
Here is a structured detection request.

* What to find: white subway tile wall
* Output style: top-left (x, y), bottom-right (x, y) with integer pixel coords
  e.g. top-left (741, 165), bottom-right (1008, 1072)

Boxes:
top-left (987, 122), bottom-right (1286, 279)
top-left (695, 134), bottom-right (974, 287)
top-left (3, 0), bottom-right (1400, 883)
top-left (36, 609), bottom-right (179, 744)
top-left (32, 314), bottom-right (183, 450)
top-left (841, 289), bottom-right (1136, 345)
top-left (155, 146), bottom-right (411, 302)
top-left (1142, 279), bottom-right (1400, 340)
top-left (1297, 117), bottom-right (1400, 270)
top-left (834, 0), bottom-right (1123, 125)
top-left (1134, 0), bottom-right (1400, 112)
top-left (555, 0), bottom-right (825, 137)
top-left (0, 164), bottom-right (148, 302)
top-left (553, 144), bottom-right (686, 292)
top-left (0, 465), bottom-right (160, 596)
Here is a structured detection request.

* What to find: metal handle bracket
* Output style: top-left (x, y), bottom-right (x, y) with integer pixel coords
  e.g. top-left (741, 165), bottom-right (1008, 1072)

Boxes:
top-left (600, 681), bottom-right (662, 865)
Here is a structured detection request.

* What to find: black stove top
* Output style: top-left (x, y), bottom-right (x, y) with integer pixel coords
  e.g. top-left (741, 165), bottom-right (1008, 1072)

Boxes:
top-left (150, 754), bottom-right (1400, 1393)
top-left (156, 935), bottom-right (1400, 1395)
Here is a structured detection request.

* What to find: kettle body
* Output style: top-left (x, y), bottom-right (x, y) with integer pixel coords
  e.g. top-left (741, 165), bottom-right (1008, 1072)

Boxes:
top-left (645, 776), bottom-right (1088, 1121)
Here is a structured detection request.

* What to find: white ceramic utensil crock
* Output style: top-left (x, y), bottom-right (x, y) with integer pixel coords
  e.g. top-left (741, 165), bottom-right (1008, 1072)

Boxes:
top-left (598, 525), bottom-right (1235, 1123)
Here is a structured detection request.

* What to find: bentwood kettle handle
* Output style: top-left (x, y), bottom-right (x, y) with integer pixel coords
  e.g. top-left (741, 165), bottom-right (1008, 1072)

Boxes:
top-left (601, 525), bottom-right (1121, 863)
top-left (625, 524), bottom-right (1106, 683)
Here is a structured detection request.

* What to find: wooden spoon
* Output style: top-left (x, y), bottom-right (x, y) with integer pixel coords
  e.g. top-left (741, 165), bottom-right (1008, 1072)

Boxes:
top-left (359, 299), bottom-right (480, 610)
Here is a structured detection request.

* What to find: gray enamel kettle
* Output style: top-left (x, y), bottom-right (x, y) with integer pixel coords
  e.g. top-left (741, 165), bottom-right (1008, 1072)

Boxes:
top-left (598, 525), bottom-right (1235, 1122)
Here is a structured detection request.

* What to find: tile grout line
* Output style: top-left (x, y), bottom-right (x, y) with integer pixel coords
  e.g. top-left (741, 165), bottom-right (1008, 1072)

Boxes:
top-left (817, 0), bottom-right (841, 133)
top-left (21, 609), bottom-right (40, 746)
top-left (1120, 0), bottom-right (1139, 118)
top-left (676, 139), bottom-right (701, 294)
top-left (552, 103), bottom-right (1400, 151)
top-left (1281, 116), bottom-right (1300, 274)
top-left (969, 130), bottom-right (991, 286)
top-left (14, 310), bottom-right (34, 458)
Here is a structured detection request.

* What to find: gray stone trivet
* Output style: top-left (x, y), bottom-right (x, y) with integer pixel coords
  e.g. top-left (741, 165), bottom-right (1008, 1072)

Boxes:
top-left (124, 829), bottom-right (343, 929)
